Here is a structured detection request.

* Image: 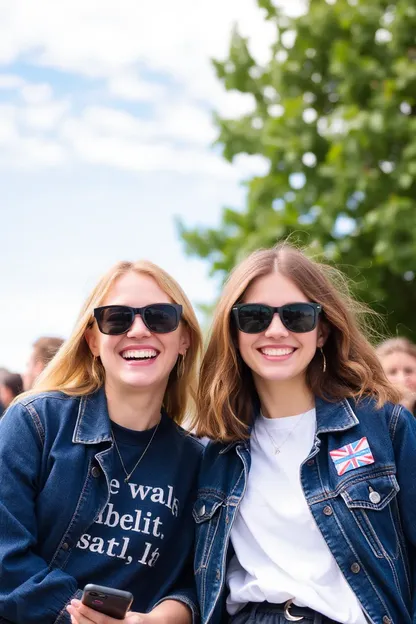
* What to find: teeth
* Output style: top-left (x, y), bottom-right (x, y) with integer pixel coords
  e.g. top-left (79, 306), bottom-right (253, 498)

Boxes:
top-left (121, 349), bottom-right (157, 360)
top-left (261, 348), bottom-right (294, 356)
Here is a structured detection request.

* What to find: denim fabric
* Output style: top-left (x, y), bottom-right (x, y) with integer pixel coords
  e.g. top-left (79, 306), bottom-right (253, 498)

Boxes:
top-left (0, 389), bottom-right (202, 624)
top-left (194, 397), bottom-right (416, 624)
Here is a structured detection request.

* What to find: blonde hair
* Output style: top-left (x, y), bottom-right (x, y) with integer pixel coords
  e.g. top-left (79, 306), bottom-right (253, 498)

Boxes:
top-left (193, 243), bottom-right (400, 441)
top-left (376, 337), bottom-right (416, 361)
top-left (27, 261), bottom-right (202, 425)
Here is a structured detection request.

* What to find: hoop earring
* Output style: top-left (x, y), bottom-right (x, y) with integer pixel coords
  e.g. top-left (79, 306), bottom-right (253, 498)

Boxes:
top-left (320, 347), bottom-right (327, 373)
top-left (177, 351), bottom-right (187, 378)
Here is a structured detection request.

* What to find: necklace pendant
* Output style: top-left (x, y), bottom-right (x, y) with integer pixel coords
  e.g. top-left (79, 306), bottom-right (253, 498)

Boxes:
top-left (274, 448), bottom-right (280, 455)
top-left (124, 476), bottom-right (130, 483)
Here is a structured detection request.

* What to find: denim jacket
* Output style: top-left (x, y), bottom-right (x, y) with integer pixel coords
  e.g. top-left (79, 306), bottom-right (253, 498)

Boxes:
top-left (0, 389), bottom-right (202, 624)
top-left (193, 397), bottom-right (416, 624)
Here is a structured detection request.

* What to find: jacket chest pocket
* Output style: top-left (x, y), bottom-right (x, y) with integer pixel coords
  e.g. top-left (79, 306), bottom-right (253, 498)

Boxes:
top-left (193, 492), bottom-right (225, 574)
top-left (340, 473), bottom-right (403, 560)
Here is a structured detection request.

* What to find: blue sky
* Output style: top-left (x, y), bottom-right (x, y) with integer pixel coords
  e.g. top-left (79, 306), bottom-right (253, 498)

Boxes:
top-left (0, 0), bottom-right (303, 372)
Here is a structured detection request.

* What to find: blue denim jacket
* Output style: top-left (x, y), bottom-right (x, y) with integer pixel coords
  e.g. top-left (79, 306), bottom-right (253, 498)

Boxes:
top-left (0, 389), bottom-right (202, 624)
top-left (193, 397), bottom-right (416, 624)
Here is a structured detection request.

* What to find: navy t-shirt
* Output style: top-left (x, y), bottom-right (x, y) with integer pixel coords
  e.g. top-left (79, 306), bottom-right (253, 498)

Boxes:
top-left (66, 411), bottom-right (202, 612)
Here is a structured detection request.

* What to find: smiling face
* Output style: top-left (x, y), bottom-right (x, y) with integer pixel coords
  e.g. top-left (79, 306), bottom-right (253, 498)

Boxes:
top-left (236, 271), bottom-right (327, 389)
top-left (85, 271), bottom-right (190, 395)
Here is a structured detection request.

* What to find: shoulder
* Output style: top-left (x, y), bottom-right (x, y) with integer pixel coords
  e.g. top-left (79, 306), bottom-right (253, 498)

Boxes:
top-left (349, 396), bottom-right (415, 438)
top-left (0, 392), bottom-right (78, 447)
top-left (17, 390), bottom-right (76, 407)
top-left (169, 420), bottom-right (205, 456)
top-left (8, 391), bottom-right (80, 432)
top-left (201, 439), bottom-right (237, 466)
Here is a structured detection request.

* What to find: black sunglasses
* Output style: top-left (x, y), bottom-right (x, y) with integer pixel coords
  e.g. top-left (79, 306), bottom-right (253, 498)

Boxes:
top-left (232, 302), bottom-right (322, 334)
top-left (93, 304), bottom-right (183, 335)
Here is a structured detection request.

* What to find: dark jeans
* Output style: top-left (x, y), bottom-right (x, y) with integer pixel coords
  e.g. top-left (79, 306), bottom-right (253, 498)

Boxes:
top-left (229, 602), bottom-right (340, 624)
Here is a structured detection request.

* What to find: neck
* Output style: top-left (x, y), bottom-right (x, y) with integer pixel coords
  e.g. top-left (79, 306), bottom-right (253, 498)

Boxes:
top-left (254, 374), bottom-right (315, 419)
top-left (104, 381), bottom-right (165, 431)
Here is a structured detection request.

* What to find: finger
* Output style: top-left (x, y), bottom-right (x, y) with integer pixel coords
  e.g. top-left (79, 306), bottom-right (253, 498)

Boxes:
top-left (70, 601), bottom-right (125, 624)
top-left (125, 614), bottom-right (144, 623)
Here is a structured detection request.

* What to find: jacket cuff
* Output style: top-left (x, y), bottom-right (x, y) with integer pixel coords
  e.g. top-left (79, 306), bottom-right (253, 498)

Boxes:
top-left (55, 589), bottom-right (83, 623)
top-left (152, 593), bottom-right (199, 624)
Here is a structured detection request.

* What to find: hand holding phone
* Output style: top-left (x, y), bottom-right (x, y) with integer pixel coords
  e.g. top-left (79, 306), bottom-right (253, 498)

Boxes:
top-left (81, 584), bottom-right (134, 620)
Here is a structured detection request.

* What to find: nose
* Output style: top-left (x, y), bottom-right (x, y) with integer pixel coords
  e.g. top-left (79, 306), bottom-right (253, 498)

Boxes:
top-left (393, 370), bottom-right (407, 385)
top-left (264, 313), bottom-right (289, 338)
top-left (126, 313), bottom-right (151, 338)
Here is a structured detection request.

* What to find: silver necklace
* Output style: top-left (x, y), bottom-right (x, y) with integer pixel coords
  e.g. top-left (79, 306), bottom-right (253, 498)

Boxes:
top-left (260, 409), bottom-right (310, 455)
top-left (112, 418), bottom-right (160, 483)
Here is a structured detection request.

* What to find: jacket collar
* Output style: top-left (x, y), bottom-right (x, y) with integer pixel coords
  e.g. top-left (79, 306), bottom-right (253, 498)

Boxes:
top-left (314, 396), bottom-right (359, 434)
top-left (72, 387), bottom-right (113, 444)
top-left (220, 396), bottom-right (359, 454)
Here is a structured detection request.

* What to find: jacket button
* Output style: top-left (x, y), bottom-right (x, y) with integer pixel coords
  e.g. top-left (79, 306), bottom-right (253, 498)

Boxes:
top-left (62, 542), bottom-right (70, 551)
top-left (382, 617), bottom-right (392, 624)
top-left (216, 570), bottom-right (221, 580)
top-left (198, 505), bottom-right (206, 517)
top-left (307, 459), bottom-right (315, 466)
top-left (323, 505), bottom-right (333, 516)
top-left (369, 490), bottom-right (381, 504)
top-left (91, 466), bottom-right (100, 478)
top-left (351, 562), bottom-right (360, 574)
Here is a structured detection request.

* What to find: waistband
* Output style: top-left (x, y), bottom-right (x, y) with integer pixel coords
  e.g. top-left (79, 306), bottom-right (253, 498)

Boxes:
top-left (239, 601), bottom-right (339, 623)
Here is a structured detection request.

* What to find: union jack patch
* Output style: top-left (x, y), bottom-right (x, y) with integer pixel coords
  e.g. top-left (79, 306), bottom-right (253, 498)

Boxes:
top-left (329, 437), bottom-right (375, 476)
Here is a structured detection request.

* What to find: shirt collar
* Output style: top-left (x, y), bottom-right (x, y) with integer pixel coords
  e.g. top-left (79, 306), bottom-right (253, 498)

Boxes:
top-left (220, 396), bottom-right (359, 454)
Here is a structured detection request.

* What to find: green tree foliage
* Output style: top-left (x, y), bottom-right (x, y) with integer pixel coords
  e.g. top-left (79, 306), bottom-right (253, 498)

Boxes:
top-left (179, 0), bottom-right (416, 336)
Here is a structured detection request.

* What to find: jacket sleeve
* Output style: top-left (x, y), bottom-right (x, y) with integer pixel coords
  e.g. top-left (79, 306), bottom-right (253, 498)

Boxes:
top-left (152, 548), bottom-right (200, 623)
top-left (388, 404), bottom-right (416, 623)
top-left (0, 402), bottom-right (81, 624)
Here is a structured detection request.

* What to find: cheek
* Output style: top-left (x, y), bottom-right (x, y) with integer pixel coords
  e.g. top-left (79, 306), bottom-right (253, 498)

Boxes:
top-left (97, 336), bottom-right (120, 360)
top-left (160, 336), bottom-right (182, 360)
top-left (237, 333), bottom-right (253, 358)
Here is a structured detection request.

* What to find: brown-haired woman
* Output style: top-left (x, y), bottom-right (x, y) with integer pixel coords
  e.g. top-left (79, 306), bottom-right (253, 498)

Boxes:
top-left (192, 244), bottom-right (416, 624)
top-left (376, 337), bottom-right (416, 415)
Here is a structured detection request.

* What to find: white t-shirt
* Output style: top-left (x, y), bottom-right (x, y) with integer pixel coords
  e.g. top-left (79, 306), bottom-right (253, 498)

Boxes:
top-left (226, 408), bottom-right (367, 623)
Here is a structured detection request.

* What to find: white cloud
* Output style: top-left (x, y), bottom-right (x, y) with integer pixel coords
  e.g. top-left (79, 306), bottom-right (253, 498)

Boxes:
top-left (0, 0), bottom-right (305, 99)
top-left (0, 73), bottom-right (26, 89)
top-left (0, 0), bottom-right (306, 176)
top-left (22, 100), bottom-right (70, 131)
top-left (20, 82), bottom-right (53, 105)
top-left (107, 73), bottom-right (166, 102)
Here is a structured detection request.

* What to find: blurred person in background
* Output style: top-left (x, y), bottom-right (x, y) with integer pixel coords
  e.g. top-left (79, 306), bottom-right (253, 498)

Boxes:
top-left (0, 260), bottom-right (203, 624)
top-left (0, 368), bottom-right (10, 415)
top-left (0, 372), bottom-right (23, 415)
top-left (376, 337), bottom-right (416, 415)
top-left (23, 336), bottom-right (64, 391)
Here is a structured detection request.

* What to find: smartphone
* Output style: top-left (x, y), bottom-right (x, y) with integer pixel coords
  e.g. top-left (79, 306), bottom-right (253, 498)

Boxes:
top-left (82, 584), bottom-right (134, 620)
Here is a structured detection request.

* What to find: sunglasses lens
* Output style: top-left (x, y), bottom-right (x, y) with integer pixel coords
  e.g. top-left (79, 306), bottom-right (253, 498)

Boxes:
top-left (237, 305), bottom-right (273, 333)
top-left (143, 304), bottom-right (180, 333)
top-left (281, 303), bottom-right (317, 333)
top-left (96, 306), bottom-right (134, 335)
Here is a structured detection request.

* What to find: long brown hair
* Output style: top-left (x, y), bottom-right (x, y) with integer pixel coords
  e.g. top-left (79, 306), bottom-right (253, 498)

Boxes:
top-left (25, 260), bottom-right (202, 425)
top-left (193, 243), bottom-right (400, 441)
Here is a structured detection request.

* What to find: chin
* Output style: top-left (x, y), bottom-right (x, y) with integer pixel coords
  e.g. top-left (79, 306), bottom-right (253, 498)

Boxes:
top-left (254, 366), bottom-right (301, 383)
top-left (119, 373), bottom-right (160, 389)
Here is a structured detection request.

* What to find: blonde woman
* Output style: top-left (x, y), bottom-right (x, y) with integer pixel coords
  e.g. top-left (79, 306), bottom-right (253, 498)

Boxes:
top-left (192, 244), bottom-right (416, 624)
top-left (376, 337), bottom-right (416, 414)
top-left (0, 261), bottom-right (203, 624)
